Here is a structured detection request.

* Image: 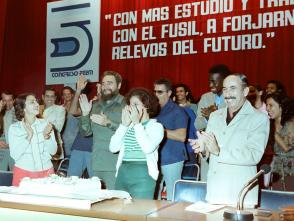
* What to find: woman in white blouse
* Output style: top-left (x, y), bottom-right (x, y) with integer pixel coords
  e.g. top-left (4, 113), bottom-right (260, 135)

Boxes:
top-left (8, 93), bottom-right (57, 186)
top-left (109, 88), bottom-right (164, 199)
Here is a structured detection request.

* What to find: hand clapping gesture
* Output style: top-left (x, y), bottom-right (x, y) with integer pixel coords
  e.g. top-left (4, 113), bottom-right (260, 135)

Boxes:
top-left (43, 123), bottom-right (53, 140)
top-left (90, 111), bottom-right (110, 126)
top-left (198, 131), bottom-right (220, 156)
top-left (201, 104), bottom-right (217, 119)
top-left (79, 94), bottom-right (92, 116)
top-left (22, 119), bottom-right (34, 142)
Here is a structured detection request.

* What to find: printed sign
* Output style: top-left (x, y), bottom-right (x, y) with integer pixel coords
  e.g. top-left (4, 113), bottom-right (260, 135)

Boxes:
top-left (46, 0), bottom-right (100, 85)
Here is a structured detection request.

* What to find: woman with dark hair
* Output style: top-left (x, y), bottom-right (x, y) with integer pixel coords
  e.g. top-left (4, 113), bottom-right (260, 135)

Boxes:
top-left (109, 88), bottom-right (164, 199)
top-left (266, 93), bottom-right (294, 190)
top-left (8, 93), bottom-right (57, 186)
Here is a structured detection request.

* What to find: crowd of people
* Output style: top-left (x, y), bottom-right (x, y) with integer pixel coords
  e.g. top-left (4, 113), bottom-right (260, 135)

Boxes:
top-left (0, 65), bottom-right (293, 207)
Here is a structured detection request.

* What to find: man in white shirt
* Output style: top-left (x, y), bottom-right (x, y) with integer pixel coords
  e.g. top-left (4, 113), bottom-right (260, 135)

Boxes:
top-left (41, 88), bottom-right (66, 160)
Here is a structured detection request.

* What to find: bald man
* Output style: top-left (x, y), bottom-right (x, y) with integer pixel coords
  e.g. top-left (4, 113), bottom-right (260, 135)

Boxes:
top-left (190, 74), bottom-right (269, 207)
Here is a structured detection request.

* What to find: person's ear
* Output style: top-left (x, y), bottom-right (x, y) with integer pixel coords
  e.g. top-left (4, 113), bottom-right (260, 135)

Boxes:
top-left (117, 82), bottom-right (121, 90)
top-left (244, 87), bottom-right (249, 97)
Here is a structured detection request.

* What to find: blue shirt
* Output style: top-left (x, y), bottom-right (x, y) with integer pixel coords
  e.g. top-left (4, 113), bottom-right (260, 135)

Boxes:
top-left (71, 132), bottom-right (93, 152)
top-left (183, 106), bottom-right (197, 153)
top-left (156, 99), bottom-right (188, 165)
top-left (215, 94), bottom-right (225, 108)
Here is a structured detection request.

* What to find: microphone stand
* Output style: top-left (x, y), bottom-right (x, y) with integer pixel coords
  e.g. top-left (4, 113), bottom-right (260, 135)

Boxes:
top-left (223, 179), bottom-right (257, 221)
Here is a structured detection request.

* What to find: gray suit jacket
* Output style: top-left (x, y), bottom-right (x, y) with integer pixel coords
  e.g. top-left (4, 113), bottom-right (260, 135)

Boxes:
top-left (205, 100), bottom-right (269, 206)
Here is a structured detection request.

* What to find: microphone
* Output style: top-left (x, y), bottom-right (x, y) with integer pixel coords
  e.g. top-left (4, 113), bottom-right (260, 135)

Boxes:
top-left (223, 164), bottom-right (271, 221)
top-left (242, 164), bottom-right (271, 192)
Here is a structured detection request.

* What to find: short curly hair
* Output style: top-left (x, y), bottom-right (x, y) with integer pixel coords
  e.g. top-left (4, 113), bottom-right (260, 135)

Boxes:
top-left (125, 88), bottom-right (160, 118)
top-left (14, 93), bottom-right (36, 121)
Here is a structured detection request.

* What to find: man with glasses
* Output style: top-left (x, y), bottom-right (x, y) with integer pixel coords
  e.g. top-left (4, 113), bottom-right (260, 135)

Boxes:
top-left (154, 78), bottom-right (188, 200)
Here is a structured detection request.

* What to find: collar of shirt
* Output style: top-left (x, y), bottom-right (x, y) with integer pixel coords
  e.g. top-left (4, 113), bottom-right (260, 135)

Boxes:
top-left (226, 106), bottom-right (242, 125)
top-left (159, 99), bottom-right (174, 115)
top-left (215, 94), bottom-right (225, 107)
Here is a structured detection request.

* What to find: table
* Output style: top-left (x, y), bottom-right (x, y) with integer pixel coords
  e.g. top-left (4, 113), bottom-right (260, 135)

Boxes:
top-left (147, 202), bottom-right (280, 221)
top-left (0, 198), bottom-right (171, 221)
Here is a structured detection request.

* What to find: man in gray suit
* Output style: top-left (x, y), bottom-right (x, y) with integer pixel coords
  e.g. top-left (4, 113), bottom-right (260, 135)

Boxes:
top-left (191, 74), bottom-right (269, 207)
top-left (195, 64), bottom-right (231, 181)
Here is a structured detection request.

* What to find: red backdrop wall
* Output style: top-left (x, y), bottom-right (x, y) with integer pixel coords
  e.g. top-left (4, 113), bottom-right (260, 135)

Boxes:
top-left (0, 0), bottom-right (293, 99)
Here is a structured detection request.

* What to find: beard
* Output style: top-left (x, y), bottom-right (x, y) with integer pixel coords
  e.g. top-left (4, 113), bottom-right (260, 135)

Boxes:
top-left (101, 89), bottom-right (119, 101)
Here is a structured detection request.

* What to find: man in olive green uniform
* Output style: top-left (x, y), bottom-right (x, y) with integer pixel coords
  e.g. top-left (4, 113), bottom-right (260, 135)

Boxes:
top-left (79, 71), bottom-right (125, 189)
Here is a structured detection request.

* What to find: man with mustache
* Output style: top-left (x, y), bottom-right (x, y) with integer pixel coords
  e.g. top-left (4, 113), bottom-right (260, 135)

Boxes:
top-left (190, 74), bottom-right (269, 207)
top-left (79, 71), bottom-right (125, 189)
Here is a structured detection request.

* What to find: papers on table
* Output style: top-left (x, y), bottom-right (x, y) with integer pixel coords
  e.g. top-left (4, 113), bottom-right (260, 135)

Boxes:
top-left (185, 201), bottom-right (225, 214)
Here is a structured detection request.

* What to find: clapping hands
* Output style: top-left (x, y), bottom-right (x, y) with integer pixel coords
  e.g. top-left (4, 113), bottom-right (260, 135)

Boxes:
top-left (43, 123), bottom-right (53, 139)
top-left (189, 130), bottom-right (220, 157)
top-left (90, 112), bottom-right (110, 126)
top-left (22, 119), bottom-right (33, 142)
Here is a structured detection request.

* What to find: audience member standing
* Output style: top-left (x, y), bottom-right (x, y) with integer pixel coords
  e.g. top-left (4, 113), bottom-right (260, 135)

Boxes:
top-left (61, 86), bottom-right (79, 157)
top-left (173, 83), bottom-right (197, 115)
top-left (8, 93), bottom-right (57, 186)
top-left (154, 78), bottom-right (188, 200)
top-left (110, 88), bottom-right (163, 199)
top-left (41, 88), bottom-right (66, 160)
top-left (79, 71), bottom-right (125, 189)
top-left (195, 64), bottom-right (231, 181)
top-left (67, 76), bottom-right (93, 177)
top-left (190, 74), bottom-right (269, 207)
top-left (266, 80), bottom-right (287, 96)
top-left (266, 93), bottom-right (294, 190)
top-left (173, 83), bottom-right (198, 163)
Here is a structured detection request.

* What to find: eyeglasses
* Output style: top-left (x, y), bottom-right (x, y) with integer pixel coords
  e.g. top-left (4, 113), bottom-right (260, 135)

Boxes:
top-left (154, 90), bottom-right (167, 95)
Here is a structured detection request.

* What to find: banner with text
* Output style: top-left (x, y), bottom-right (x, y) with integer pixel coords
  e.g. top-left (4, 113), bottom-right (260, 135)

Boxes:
top-left (99, 0), bottom-right (294, 96)
top-left (46, 0), bottom-right (100, 85)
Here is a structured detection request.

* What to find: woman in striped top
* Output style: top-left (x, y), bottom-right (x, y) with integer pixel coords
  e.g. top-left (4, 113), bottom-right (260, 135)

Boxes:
top-left (109, 88), bottom-right (164, 199)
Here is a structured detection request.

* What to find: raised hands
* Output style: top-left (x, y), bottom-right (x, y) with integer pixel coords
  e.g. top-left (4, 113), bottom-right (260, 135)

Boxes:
top-left (79, 94), bottom-right (92, 116)
top-left (0, 140), bottom-right (8, 148)
top-left (43, 123), bottom-right (53, 140)
top-left (200, 131), bottom-right (220, 155)
top-left (201, 104), bottom-right (217, 119)
top-left (22, 119), bottom-right (34, 142)
top-left (77, 75), bottom-right (88, 92)
top-left (189, 130), bottom-right (220, 157)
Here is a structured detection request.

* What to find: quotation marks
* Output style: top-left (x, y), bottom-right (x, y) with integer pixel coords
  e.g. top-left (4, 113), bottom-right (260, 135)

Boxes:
top-left (262, 32), bottom-right (275, 48)
top-left (105, 14), bottom-right (111, 20)
top-left (266, 32), bottom-right (275, 38)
